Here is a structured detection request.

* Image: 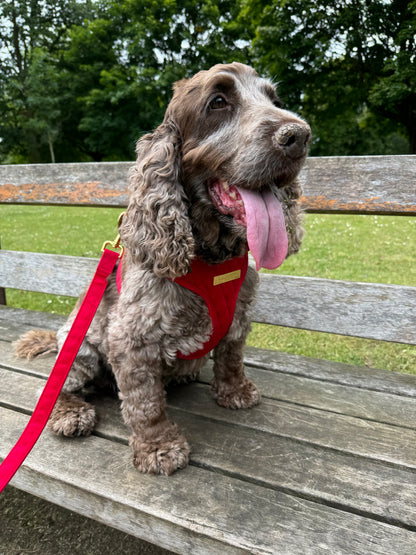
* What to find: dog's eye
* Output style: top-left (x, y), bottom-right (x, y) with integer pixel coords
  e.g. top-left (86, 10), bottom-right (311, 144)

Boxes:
top-left (209, 95), bottom-right (228, 110)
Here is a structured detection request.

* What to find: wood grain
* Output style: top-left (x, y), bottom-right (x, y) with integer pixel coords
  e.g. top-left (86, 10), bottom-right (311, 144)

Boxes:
top-left (242, 346), bottom-right (416, 397)
top-left (2, 334), bottom-right (416, 431)
top-left (2, 308), bottom-right (416, 551)
top-left (0, 250), bottom-right (97, 296)
top-left (0, 162), bottom-right (131, 207)
top-left (4, 406), bottom-right (416, 553)
top-left (2, 367), bottom-right (416, 534)
top-left (254, 273), bottom-right (416, 344)
top-left (299, 155), bottom-right (416, 214)
top-left (2, 250), bottom-right (415, 344)
top-left (1, 156), bottom-right (415, 214)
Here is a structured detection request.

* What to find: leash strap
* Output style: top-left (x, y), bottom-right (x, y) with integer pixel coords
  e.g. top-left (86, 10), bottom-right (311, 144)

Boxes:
top-left (0, 248), bottom-right (120, 493)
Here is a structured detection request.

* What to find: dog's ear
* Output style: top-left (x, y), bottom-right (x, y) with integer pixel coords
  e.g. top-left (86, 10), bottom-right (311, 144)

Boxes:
top-left (275, 179), bottom-right (304, 257)
top-left (120, 121), bottom-right (194, 279)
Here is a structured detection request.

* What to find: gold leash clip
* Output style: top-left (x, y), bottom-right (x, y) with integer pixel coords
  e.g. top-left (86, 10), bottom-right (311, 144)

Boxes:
top-left (101, 211), bottom-right (126, 258)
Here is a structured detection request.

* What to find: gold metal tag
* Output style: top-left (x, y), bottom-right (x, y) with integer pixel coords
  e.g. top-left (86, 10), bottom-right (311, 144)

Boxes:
top-left (213, 270), bottom-right (241, 286)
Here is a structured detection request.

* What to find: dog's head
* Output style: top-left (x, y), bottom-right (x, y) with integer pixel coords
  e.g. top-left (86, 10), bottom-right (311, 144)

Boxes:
top-left (121, 63), bottom-right (310, 277)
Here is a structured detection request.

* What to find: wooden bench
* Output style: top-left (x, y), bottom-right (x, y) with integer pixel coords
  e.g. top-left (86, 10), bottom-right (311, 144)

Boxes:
top-left (1, 156), bottom-right (416, 554)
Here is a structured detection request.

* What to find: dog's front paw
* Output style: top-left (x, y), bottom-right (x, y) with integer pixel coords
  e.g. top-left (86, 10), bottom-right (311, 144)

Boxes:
top-left (130, 424), bottom-right (190, 475)
top-left (48, 392), bottom-right (97, 437)
top-left (212, 377), bottom-right (261, 409)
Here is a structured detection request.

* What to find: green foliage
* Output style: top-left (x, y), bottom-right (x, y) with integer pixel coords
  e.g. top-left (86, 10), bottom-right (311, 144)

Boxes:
top-left (242, 0), bottom-right (415, 154)
top-left (0, 0), bottom-right (415, 161)
top-left (0, 0), bottom-right (95, 162)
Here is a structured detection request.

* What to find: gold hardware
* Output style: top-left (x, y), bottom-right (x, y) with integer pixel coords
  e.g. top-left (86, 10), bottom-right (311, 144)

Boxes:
top-left (101, 212), bottom-right (126, 258)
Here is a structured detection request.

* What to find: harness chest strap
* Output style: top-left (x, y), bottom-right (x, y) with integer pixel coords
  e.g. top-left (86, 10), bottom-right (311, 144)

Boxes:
top-left (117, 251), bottom-right (249, 359)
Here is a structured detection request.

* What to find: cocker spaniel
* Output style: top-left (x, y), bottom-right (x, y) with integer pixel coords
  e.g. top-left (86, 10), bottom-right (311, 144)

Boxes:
top-left (15, 62), bottom-right (310, 475)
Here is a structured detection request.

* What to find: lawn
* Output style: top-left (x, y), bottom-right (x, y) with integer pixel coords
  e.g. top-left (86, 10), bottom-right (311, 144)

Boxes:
top-left (1, 205), bottom-right (415, 374)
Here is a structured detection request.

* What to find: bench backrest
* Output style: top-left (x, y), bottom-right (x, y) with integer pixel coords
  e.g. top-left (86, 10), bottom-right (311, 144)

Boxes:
top-left (1, 156), bottom-right (415, 346)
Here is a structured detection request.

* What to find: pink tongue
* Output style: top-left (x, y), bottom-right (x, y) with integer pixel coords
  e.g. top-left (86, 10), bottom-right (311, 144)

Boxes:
top-left (236, 187), bottom-right (288, 270)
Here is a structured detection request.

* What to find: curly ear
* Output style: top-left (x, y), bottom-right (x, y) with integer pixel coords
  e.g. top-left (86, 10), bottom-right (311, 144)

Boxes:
top-left (275, 179), bottom-right (305, 257)
top-left (120, 121), bottom-right (194, 278)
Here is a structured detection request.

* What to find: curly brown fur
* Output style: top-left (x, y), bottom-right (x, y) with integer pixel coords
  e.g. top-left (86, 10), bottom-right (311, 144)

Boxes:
top-left (15, 63), bottom-right (310, 476)
top-left (47, 392), bottom-right (97, 437)
top-left (13, 330), bottom-right (58, 360)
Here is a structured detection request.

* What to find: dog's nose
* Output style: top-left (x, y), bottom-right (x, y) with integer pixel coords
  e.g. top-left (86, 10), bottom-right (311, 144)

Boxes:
top-left (275, 122), bottom-right (311, 159)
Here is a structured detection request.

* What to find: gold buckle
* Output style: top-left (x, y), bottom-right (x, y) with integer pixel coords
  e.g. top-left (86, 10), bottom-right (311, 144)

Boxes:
top-left (101, 212), bottom-right (126, 258)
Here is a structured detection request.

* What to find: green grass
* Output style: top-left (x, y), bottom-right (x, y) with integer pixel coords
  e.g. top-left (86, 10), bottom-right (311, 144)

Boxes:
top-left (1, 205), bottom-right (415, 374)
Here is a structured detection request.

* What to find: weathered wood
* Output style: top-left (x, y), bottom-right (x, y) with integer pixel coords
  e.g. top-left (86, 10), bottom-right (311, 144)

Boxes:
top-left (0, 325), bottom-right (416, 429)
top-left (1, 156), bottom-right (415, 214)
top-left (2, 335), bottom-right (416, 432)
top-left (1, 156), bottom-right (416, 553)
top-left (2, 252), bottom-right (415, 344)
top-left (254, 273), bottom-right (416, 344)
top-left (0, 162), bottom-right (131, 207)
top-left (168, 385), bottom-right (416, 469)
top-left (5, 361), bottom-right (416, 472)
top-left (4, 408), bottom-right (416, 554)
top-left (243, 346), bottom-right (416, 398)
top-left (2, 305), bottom-right (415, 398)
top-left (0, 250), bottom-right (97, 296)
top-left (0, 305), bottom-right (65, 332)
top-left (2, 369), bottom-right (416, 532)
top-left (298, 155), bottom-right (416, 214)
top-left (198, 364), bottom-right (416, 430)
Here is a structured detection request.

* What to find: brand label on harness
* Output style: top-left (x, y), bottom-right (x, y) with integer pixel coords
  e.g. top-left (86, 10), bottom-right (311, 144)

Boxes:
top-left (213, 269), bottom-right (241, 286)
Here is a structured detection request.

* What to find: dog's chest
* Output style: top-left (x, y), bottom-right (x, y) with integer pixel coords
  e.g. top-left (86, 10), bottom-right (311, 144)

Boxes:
top-left (172, 253), bottom-right (248, 359)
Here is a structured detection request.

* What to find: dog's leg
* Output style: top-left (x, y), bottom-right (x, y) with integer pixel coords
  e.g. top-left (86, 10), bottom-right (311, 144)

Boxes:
top-left (47, 322), bottom-right (99, 437)
top-left (211, 266), bottom-right (261, 409)
top-left (110, 347), bottom-right (190, 476)
top-left (211, 336), bottom-right (260, 409)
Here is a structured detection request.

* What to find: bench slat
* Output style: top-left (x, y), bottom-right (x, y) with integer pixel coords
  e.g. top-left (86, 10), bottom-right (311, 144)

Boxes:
top-left (1, 156), bottom-right (415, 214)
top-left (2, 366), bottom-right (416, 532)
top-left (299, 155), bottom-right (416, 214)
top-left (0, 162), bottom-right (130, 207)
top-left (198, 364), bottom-right (416, 430)
top-left (2, 330), bottom-right (416, 432)
top-left (0, 250), bottom-right (97, 296)
top-left (243, 347), bottom-right (416, 397)
top-left (3, 330), bottom-right (416, 473)
top-left (5, 407), bottom-right (416, 553)
top-left (1, 250), bottom-right (415, 344)
top-left (2, 304), bottom-right (415, 398)
top-left (254, 273), bottom-right (416, 344)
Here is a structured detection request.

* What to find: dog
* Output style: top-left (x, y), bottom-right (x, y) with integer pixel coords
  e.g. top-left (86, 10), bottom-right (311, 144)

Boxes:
top-left (14, 62), bottom-right (310, 475)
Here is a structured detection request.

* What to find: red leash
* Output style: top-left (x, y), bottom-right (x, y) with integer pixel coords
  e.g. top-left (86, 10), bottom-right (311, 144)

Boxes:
top-left (0, 245), bottom-right (121, 494)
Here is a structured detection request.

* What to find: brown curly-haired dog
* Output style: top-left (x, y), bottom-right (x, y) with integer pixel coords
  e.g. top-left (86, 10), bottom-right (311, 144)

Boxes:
top-left (14, 62), bottom-right (310, 475)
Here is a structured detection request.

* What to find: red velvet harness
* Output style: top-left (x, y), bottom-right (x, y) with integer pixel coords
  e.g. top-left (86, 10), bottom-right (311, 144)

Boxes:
top-left (116, 252), bottom-right (248, 359)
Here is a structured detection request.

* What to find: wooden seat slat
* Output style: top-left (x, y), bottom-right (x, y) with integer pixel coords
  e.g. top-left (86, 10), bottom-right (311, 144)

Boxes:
top-left (2, 361), bottom-right (416, 534)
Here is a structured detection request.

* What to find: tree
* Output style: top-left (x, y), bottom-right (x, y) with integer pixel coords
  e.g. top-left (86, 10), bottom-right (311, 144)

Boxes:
top-left (0, 0), bottom-right (248, 162)
top-left (0, 0), bottom-right (94, 162)
top-left (241, 0), bottom-right (415, 154)
top-left (57, 0), bottom-right (249, 160)
top-left (2, 0), bottom-right (413, 161)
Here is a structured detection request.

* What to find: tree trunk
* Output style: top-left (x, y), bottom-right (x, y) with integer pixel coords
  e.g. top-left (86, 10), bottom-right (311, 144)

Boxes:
top-left (48, 132), bottom-right (56, 163)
